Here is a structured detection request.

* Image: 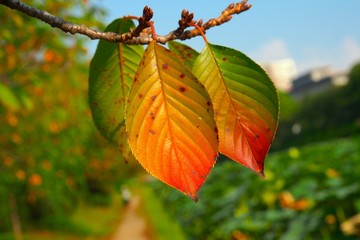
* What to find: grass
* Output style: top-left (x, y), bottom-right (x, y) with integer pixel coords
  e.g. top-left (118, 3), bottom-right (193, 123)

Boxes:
top-left (0, 194), bottom-right (124, 240)
top-left (70, 194), bottom-right (123, 237)
top-left (137, 180), bottom-right (187, 240)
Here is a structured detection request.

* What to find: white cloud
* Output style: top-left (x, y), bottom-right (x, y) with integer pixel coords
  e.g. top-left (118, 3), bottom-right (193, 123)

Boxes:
top-left (251, 39), bottom-right (291, 63)
top-left (297, 37), bottom-right (360, 74)
top-left (342, 37), bottom-right (360, 68)
top-left (248, 37), bottom-right (360, 76)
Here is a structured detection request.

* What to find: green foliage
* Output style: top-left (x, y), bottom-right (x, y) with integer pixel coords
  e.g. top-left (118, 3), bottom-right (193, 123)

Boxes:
top-left (347, 62), bottom-right (360, 89)
top-left (0, 83), bottom-right (20, 112)
top-left (278, 91), bottom-right (299, 122)
top-left (0, 0), bottom-right (142, 233)
top-left (273, 62), bottom-right (360, 150)
top-left (150, 136), bottom-right (360, 239)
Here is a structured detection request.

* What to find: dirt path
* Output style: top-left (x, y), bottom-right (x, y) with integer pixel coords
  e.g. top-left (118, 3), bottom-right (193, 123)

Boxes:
top-left (111, 195), bottom-right (150, 240)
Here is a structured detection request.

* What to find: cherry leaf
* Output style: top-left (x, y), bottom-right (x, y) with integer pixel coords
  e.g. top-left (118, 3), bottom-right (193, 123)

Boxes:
top-left (88, 18), bottom-right (143, 162)
top-left (168, 41), bottom-right (199, 69)
top-left (193, 43), bottom-right (279, 175)
top-left (126, 41), bottom-right (218, 200)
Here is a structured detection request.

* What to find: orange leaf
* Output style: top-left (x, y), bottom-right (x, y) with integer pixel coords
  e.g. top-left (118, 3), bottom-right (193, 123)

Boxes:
top-left (126, 41), bottom-right (218, 200)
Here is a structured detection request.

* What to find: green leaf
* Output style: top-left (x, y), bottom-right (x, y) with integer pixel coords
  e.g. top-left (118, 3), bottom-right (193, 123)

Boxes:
top-left (0, 82), bottom-right (20, 111)
top-left (88, 18), bottom-right (144, 160)
top-left (126, 41), bottom-right (218, 200)
top-left (193, 43), bottom-right (279, 174)
top-left (168, 41), bottom-right (199, 69)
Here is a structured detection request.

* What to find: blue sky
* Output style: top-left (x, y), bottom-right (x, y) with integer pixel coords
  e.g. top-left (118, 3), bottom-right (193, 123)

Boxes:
top-left (94, 1), bottom-right (360, 75)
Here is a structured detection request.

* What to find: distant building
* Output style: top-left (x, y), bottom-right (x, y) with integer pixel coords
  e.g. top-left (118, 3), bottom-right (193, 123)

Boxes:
top-left (261, 58), bottom-right (298, 92)
top-left (290, 66), bottom-right (348, 100)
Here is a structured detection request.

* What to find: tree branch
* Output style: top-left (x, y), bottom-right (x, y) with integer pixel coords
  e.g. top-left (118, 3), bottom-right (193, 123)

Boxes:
top-left (0, 0), bottom-right (252, 45)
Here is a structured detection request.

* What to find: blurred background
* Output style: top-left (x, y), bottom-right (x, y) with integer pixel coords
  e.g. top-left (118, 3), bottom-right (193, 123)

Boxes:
top-left (1, 0), bottom-right (360, 239)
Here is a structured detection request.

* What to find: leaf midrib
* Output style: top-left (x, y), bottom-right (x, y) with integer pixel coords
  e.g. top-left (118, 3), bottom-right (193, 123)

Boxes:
top-left (153, 42), bottom-right (194, 196)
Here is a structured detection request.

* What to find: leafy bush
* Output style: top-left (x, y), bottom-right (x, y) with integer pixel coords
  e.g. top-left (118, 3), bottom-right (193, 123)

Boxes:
top-left (151, 136), bottom-right (360, 239)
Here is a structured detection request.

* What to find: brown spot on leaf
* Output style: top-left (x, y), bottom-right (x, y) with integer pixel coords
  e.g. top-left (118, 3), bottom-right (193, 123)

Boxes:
top-left (162, 63), bottom-right (169, 69)
top-left (150, 95), bottom-right (157, 101)
top-left (186, 53), bottom-right (192, 58)
top-left (254, 134), bottom-right (260, 139)
top-left (114, 99), bottom-right (123, 105)
top-left (179, 73), bottom-right (185, 79)
top-left (222, 57), bottom-right (227, 62)
top-left (149, 129), bottom-right (156, 135)
top-left (139, 94), bottom-right (143, 99)
top-left (214, 127), bottom-right (218, 134)
top-left (206, 101), bottom-right (211, 106)
top-left (179, 86), bottom-right (186, 92)
top-left (150, 112), bottom-right (155, 120)
top-left (109, 117), bottom-right (115, 125)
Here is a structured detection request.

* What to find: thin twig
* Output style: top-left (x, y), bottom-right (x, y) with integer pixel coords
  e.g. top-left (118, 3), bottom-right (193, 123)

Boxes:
top-left (0, 0), bottom-right (252, 45)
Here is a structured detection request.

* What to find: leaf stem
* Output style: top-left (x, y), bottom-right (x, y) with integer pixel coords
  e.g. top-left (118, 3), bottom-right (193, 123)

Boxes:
top-left (123, 15), bottom-right (140, 21)
top-left (148, 21), bottom-right (157, 41)
top-left (189, 23), bottom-right (208, 43)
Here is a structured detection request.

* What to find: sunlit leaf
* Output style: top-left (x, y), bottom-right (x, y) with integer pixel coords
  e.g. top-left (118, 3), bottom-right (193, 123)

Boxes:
top-left (88, 18), bottom-right (143, 160)
top-left (168, 41), bottom-right (199, 69)
top-left (126, 41), bottom-right (218, 200)
top-left (193, 43), bottom-right (279, 175)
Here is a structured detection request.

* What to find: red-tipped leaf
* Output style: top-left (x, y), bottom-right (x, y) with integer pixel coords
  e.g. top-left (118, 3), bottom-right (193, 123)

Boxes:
top-left (193, 43), bottom-right (279, 174)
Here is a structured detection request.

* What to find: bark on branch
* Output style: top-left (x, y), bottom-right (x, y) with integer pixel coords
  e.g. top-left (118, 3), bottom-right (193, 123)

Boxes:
top-left (0, 0), bottom-right (252, 45)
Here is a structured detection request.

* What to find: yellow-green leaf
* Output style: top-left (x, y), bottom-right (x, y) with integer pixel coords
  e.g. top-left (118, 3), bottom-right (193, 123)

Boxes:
top-left (168, 41), bottom-right (199, 69)
top-left (193, 43), bottom-right (279, 175)
top-left (126, 41), bottom-right (218, 200)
